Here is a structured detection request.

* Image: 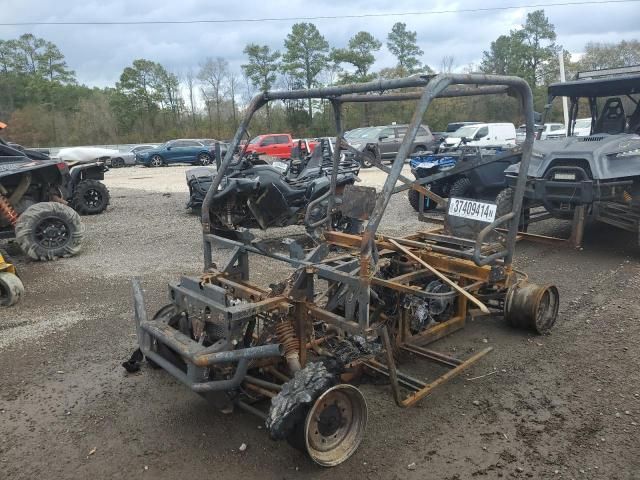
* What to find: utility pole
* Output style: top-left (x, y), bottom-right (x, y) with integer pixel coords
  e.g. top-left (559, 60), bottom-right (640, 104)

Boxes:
top-left (558, 51), bottom-right (569, 128)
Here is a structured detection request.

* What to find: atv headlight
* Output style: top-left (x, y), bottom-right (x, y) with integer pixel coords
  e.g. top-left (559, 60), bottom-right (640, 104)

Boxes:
top-left (613, 147), bottom-right (640, 158)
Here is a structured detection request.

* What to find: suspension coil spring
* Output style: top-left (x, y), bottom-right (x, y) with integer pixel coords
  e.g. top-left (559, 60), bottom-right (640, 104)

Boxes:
top-left (0, 195), bottom-right (18, 226)
top-left (275, 320), bottom-right (300, 357)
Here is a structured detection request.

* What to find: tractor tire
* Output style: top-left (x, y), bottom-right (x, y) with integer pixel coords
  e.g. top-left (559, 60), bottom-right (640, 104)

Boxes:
top-left (0, 271), bottom-right (24, 306)
top-left (266, 362), bottom-right (335, 443)
top-left (72, 180), bottom-right (110, 215)
top-left (448, 177), bottom-right (473, 198)
top-left (14, 202), bottom-right (84, 261)
top-left (495, 188), bottom-right (529, 234)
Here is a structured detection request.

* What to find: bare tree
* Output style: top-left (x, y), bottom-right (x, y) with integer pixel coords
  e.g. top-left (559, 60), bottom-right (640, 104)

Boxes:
top-left (227, 71), bottom-right (240, 129)
top-left (198, 57), bottom-right (229, 138)
top-left (185, 68), bottom-right (197, 129)
top-left (440, 55), bottom-right (455, 73)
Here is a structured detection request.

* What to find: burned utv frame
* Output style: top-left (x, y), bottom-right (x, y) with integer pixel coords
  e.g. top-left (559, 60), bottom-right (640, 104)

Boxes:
top-left (130, 74), bottom-right (559, 467)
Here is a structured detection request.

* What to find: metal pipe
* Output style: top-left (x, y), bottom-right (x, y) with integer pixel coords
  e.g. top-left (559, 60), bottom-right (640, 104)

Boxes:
top-left (335, 85), bottom-right (510, 103)
top-left (244, 374), bottom-right (283, 391)
top-left (327, 99), bottom-right (343, 227)
top-left (236, 399), bottom-right (268, 420)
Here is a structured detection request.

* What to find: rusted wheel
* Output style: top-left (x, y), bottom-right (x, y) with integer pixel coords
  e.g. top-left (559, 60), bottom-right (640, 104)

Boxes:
top-left (504, 281), bottom-right (559, 334)
top-left (303, 384), bottom-right (367, 467)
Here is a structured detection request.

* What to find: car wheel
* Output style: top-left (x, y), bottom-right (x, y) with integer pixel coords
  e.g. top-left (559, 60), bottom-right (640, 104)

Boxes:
top-left (198, 153), bottom-right (212, 166)
top-left (14, 202), bottom-right (84, 261)
top-left (111, 157), bottom-right (124, 168)
top-left (149, 155), bottom-right (163, 167)
top-left (72, 180), bottom-right (110, 215)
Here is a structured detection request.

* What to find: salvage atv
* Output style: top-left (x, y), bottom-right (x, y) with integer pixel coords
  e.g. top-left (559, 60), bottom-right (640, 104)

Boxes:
top-left (0, 139), bottom-right (84, 260)
top-left (188, 138), bottom-right (361, 237)
top-left (126, 74), bottom-right (559, 467)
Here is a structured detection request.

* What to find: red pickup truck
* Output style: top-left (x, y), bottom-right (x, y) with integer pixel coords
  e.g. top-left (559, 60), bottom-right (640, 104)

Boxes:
top-left (244, 134), bottom-right (318, 159)
top-left (245, 134), bottom-right (295, 159)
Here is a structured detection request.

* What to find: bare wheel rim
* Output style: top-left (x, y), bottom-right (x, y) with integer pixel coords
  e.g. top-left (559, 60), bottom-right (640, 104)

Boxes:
top-left (151, 155), bottom-right (162, 166)
top-left (304, 384), bottom-right (367, 467)
top-left (34, 216), bottom-right (71, 249)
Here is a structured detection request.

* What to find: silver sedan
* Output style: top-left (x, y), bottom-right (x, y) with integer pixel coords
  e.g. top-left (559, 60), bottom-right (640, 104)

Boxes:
top-left (108, 144), bottom-right (158, 167)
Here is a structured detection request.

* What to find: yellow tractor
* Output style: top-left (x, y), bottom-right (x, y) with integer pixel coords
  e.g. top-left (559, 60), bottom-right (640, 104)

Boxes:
top-left (0, 249), bottom-right (24, 306)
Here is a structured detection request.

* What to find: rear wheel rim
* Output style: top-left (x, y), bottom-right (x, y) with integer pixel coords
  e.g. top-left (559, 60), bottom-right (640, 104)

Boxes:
top-left (199, 154), bottom-right (211, 165)
top-left (34, 217), bottom-right (71, 249)
top-left (151, 156), bottom-right (162, 167)
top-left (304, 384), bottom-right (367, 467)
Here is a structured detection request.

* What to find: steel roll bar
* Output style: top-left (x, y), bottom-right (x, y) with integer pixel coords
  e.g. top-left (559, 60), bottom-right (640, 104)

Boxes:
top-left (201, 73), bottom-right (535, 272)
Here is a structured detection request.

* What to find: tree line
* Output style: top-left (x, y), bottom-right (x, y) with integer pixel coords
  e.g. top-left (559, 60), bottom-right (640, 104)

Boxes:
top-left (1, 10), bottom-right (639, 147)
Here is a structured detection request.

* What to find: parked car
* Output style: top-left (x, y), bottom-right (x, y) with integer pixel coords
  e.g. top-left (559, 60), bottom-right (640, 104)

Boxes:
top-left (539, 123), bottom-right (567, 140)
top-left (344, 124), bottom-right (435, 167)
top-left (572, 118), bottom-right (592, 137)
top-left (136, 139), bottom-right (215, 167)
top-left (197, 139), bottom-right (231, 162)
top-left (516, 124), bottom-right (542, 144)
top-left (108, 144), bottom-right (158, 168)
top-left (244, 134), bottom-right (295, 159)
top-left (441, 123), bottom-right (516, 151)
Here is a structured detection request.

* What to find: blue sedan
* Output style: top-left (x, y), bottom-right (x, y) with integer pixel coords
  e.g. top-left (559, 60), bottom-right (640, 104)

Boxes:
top-left (136, 139), bottom-right (215, 167)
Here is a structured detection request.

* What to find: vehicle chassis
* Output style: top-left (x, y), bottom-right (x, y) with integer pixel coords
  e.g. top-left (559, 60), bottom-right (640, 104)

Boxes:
top-left (131, 73), bottom-right (559, 466)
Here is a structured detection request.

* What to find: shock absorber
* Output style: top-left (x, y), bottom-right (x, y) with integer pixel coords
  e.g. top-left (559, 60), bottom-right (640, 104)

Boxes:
top-left (275, 319), bottom-right (301, 373)
top-left (0, 195), bottom-right (18, 226)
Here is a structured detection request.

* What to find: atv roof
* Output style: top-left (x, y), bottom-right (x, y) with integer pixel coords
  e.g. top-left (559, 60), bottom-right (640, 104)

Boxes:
top-left (548, 73), bottom-right (640, 98)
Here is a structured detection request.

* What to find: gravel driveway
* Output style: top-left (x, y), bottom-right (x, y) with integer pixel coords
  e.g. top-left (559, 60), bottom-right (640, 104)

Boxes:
top-left (1, 165), bottom-right (638, 480)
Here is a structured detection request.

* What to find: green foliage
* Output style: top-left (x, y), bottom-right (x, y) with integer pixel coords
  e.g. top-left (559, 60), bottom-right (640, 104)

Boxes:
top-left (386, 23), bottom-right (425, 74)
top-left (242, 44), bottom-right (281, 92)
top-left (3, 14), bottom-right (637, 148)
top-left (481, 10), bottom-right (559, 86)
top-left (578, 40), bottom-right (640, 71)
top-left (331, 31), bottom-right (382, 83)
top-left (282, 23), bottom-right (329, 119)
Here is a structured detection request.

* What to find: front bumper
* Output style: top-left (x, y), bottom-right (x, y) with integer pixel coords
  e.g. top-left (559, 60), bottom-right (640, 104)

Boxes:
top-left (507, 166), bottom-right (598, 217)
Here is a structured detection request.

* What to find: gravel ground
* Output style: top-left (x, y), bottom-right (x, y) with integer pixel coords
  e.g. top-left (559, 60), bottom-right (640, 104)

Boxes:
top-left (1, 165), bottom-right (639, 480)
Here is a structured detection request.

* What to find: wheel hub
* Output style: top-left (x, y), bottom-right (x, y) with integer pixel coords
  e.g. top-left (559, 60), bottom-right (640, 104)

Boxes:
top-left (304, 384), bottom-right (367, 466)
top-left (84, 189), bottom-right (102, 207)
top-left (35, 218), bottom-right (70, 248)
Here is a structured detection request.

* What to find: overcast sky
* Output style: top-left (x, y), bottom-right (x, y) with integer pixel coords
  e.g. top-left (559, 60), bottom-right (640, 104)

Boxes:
top-left (3, 0), bottom-right (640, 87)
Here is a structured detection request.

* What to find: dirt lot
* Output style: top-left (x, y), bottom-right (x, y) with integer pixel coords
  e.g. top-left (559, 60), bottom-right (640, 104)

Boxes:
top-left (1, 165), bottom-right (639, 480)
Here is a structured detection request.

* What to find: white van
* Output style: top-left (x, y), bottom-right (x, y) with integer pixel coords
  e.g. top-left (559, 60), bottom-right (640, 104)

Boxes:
top-left (539, 123), bottom-right (567, 140)
top-left (442, 123), bottom-right (516, 150)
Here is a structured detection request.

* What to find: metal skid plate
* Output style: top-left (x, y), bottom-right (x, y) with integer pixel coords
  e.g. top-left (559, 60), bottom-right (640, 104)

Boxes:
top-left (340, 185), bottom-right (377, 220)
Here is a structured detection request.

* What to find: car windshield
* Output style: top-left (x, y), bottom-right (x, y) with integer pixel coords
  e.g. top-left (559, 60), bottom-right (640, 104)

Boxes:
top-left (345, 128), bottom-right (367, 140)
top-left (452, 126), bottom-right (479, 138)
top-left (355, 127), bottom-right (385, 141)
top-left (575, 119), bottom-right (591, 128)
